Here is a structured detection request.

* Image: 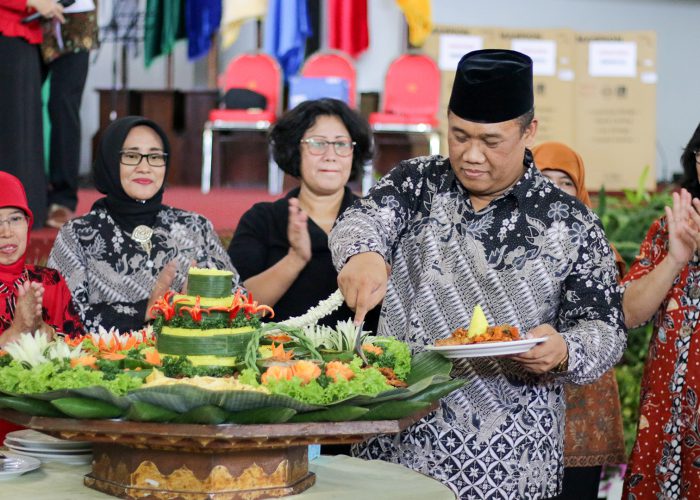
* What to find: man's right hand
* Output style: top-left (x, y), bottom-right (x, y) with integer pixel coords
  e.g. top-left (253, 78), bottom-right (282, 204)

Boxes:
top-left (337, 252), bottom-right (389, 324)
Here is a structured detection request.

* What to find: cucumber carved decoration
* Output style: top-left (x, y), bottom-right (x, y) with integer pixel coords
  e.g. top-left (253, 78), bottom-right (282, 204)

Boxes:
top-left (0, 279), bottom-right (466, 424)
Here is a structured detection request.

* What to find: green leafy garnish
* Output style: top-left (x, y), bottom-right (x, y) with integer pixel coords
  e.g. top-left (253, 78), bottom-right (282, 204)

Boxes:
top-left (365, 337), bottom-right (412, 380)
top-left (0, 360), bottom-right (142, 395)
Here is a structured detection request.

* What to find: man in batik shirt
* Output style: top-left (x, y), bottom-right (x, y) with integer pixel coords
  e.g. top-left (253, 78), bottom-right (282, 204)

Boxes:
top-left (329, 49), bottom-right (626, 499)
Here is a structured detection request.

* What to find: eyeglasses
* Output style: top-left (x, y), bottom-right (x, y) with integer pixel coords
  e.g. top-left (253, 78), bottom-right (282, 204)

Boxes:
top-left (120, 150), bottom-right (168, 167)
top-left (300, 138), bottom-right (356, 157)
top-left (0, 214), bottom-right (28, 230)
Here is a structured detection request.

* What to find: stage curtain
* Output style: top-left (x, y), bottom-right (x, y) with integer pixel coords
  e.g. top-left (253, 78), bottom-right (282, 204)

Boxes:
top-left (327, 0), bottom-right (368, 59)
top-left (185, 0), bottom-right (222, 60)
top-left (220, 0), bottom-right (267, 49)
top-left (144, 0), bottom-right (187, 67)
top-left (263, 0), bottom-right (311, 80)
top-left (396, 0), bottom-right (432, 48)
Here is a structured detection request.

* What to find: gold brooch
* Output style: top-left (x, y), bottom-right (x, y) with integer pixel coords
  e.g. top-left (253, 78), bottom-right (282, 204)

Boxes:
top-left (131, 225), bottom-right (153, 257)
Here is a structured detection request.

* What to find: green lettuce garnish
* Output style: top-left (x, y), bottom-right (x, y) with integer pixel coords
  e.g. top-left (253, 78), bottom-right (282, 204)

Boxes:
top-left (366, 337), bottom-right (412, 380)
top-left (258, 358), bottom-right (391, 405)
top-left (0, 360), bottom-right (142, 396)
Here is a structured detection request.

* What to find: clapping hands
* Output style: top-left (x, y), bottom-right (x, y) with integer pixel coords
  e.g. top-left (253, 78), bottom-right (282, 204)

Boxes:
top-left (145, 260), bottom-right (179, 321)
top-left (666, 189), bottom-right (700, 267)
top-left (2, 281), bottom-right (55, 346)
top-left (14, 281), bottom-right (44, 332)
top-left (287, 198), bottom-right (312, 265)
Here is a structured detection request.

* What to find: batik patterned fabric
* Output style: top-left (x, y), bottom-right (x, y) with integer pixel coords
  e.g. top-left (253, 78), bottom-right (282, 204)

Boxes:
top-left (622, 217), bottom-right (700, 499)
top-left (48, 207), bottom-right (237, 333)
top-left (330, 154), bottom-right (626, 499)
top-left (562, 369), bottom-right (626, 467)
top-left (41, 11), bottom-right (99, 63)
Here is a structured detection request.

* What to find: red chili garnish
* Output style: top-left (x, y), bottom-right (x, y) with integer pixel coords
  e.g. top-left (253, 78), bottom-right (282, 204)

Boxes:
top-left (149, 291), bottom-right (187, 321)
top-left (206, 290), bottom-right (244, 321)
top-left (179, 296), bottom-right (205, 322)
top-left (241, 292), bottom-right (275, 319)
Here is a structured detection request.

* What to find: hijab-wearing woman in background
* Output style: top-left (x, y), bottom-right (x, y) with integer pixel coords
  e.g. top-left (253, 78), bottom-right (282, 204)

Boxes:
top-left (0, 171), bottom-right (83, 346)
top-left (228, 98), bottom-right (379, 332)
top-left (48, 116), bottom-right (238, 333)
top-left (622, 123), bottom-right (700, 499)
top-left (532, 142), bottom-right (627, 500)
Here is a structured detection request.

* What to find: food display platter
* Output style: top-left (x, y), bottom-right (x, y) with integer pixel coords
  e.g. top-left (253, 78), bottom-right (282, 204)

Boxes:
top-left (0, 405), bottom-right (435, 499)
top-left (426, 337), bottom-right (547, 358)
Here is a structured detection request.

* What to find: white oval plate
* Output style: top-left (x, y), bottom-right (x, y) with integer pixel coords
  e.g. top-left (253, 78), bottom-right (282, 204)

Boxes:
top-left (426, 337), bottom-right (547, 358)
top-left (4, 443), bottom-right (92, 455)
top-left (0, 452), bottom-right (41, 479)
top-left (6, 448), bottom-right (92, 465)
top-left (4, 430), bottom-right (91, 450)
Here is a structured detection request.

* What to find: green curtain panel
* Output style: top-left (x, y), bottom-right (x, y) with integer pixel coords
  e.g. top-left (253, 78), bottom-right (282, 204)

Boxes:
top-left (144, 0), bottom-right (187, 67)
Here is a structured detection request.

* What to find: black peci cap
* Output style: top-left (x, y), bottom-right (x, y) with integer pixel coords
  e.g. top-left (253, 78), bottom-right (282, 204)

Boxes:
top-left (448, 49), bottom-right (534, 123)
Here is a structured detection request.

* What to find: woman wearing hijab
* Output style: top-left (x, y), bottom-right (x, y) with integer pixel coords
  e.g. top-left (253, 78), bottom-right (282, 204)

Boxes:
top-left (48, 116), bottom-right (238, 332)
top-left (532, 142), bottom-right (626, 500)
top-left (0, 171), bottom-right (83, 345)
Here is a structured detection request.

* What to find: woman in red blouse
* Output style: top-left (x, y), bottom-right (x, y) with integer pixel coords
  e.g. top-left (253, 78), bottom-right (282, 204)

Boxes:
top-left (0, 170), bottom-right (83, 439)
top-left (622, 123), bottom-right (700, 498)
top-left (0, 171), bottom-right (83, 344)
top-left (0, 0), bottom-right (64, 227)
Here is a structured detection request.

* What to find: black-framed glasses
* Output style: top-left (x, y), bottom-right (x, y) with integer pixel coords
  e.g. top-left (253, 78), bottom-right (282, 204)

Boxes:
top-left (300, 138), bottom-right (356, 157)
top-left (120, 150), bottom-right (168, 167)
top-left (0, 213), bottom-right (28, 230)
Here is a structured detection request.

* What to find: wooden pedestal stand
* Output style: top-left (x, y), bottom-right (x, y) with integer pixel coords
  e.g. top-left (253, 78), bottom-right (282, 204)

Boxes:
top-left (0, 407), bottom-right (434, 499)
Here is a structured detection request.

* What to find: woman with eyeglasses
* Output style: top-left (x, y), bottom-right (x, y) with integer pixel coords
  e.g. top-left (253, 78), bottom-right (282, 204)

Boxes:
top-left (48, 116), bottom-right (238, 332)
top-left (621, 124), bottom-right (700, 498)
top-left (0, 171), bottom-right (84, 442)
top-left (0, 171), bottom-right (83, 346)
top-left (228, 98), bottom-right (379, 330)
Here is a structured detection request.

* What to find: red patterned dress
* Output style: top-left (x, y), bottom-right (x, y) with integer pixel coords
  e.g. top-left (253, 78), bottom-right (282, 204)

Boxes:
top-left (622, 217), bottom-right (700, 499)
top-left (0, 265), bottom-right (84, 441)
top-left (0, 266), bottom-right (84, 337)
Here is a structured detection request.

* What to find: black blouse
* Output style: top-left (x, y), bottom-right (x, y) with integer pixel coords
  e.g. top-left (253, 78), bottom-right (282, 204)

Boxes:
top-left (228, 187), bottom-right (379, 332)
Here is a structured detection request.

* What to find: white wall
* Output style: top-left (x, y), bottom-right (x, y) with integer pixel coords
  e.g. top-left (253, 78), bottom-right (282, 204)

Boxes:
top-left (425, 0), bottom-right (700, 181)
top-left (79, 0), bottom-right (700, 181)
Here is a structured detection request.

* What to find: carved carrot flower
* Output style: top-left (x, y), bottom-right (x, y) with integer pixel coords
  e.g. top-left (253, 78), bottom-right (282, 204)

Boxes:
top-left (269, 342), bottom-right (294, 362)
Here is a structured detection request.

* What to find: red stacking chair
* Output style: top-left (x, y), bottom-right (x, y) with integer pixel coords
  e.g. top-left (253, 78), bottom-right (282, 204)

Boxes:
top-left (201, 53), bottom-right (283, 194)
top-left (300, 50), bottom-right (357, 108)
top-left (370, 53), bottom-right (441, 154)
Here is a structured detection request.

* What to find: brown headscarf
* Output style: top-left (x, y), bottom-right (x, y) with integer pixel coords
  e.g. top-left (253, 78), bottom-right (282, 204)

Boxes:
top-left (532, 141), bottom-right (592, 207)
top-left (532, 141), bottom-right (626, 276)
